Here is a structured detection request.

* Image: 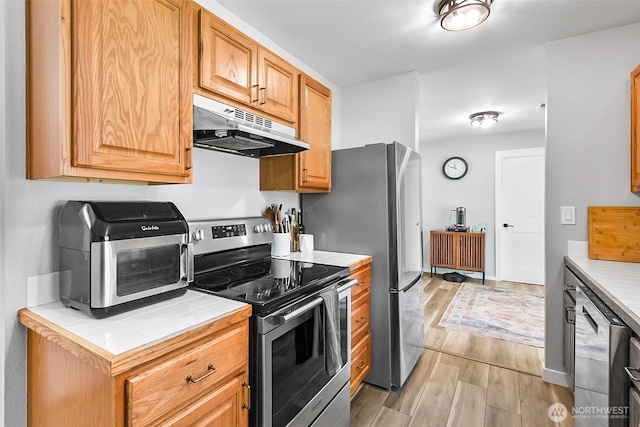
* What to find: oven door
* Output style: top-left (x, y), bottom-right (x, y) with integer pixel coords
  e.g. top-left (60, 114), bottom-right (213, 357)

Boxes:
top-left (258, 282), bottom-right (352, 427)
top-left (90, 234), bottom-right (193, 308)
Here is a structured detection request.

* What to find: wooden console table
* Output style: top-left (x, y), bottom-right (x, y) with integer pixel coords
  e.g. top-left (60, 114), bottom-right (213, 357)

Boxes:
top-left (430, 230), bottom-right (485, 283)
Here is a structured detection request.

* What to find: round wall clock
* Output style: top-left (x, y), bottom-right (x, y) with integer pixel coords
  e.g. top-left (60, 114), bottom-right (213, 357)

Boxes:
top-left (443, 157), bottom-right (468, 180)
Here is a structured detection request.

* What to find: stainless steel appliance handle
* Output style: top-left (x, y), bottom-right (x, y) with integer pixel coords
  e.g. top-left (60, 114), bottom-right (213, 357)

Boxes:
top-left (272, 278), bottom-right (357, 325)
top-left (582, 306), bottom-right (599, 334)
top-left (337, 278), bottom-right (358, 293)
top-left (625, 366), bottom-right (640, 382)
top-left (182, 243), bottom-right (194, 282)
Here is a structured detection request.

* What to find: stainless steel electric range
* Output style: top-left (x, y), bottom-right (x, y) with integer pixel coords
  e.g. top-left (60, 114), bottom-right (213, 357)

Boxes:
top-left (188, 217), bottom-right (355, 427)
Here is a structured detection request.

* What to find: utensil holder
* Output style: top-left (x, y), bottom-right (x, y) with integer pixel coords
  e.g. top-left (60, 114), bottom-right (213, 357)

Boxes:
top-left (272, 234), bottom-right (291, 256)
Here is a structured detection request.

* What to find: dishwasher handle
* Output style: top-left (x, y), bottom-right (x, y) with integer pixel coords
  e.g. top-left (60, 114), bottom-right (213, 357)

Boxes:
top-left (582, 305), bottom-right (599, 334)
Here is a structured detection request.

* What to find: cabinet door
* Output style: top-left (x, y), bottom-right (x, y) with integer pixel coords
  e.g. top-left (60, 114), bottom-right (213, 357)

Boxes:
top-left (258, 49), bottom-right (299, 123)
top-left (73, 0), bottom-right (192, 177)
top-left (350, 332), bottom-right (371, 394)
top-left (631, 64), bottom-right (640, 192)
top-left (298, 74), bottom-right (332, 191)
top-left (198, 9), bottom-right (257, 106)
top-left (160, 374), bottom-right (250, 427)
top-left (430, 231), bottom-right (456, 268)
top-left (457, 233), bottom-right (485, 272)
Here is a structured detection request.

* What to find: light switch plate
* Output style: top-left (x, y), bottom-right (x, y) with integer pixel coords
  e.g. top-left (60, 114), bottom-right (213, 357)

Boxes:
top-left (561, 206), bottom-right (576, 225)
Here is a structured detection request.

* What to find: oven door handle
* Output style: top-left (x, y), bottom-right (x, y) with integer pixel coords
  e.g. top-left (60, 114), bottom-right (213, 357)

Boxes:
top-left (337, 278), bottom-right (358, 293)
top-left (273, 298), bottom-right (323, 325)
top-left (272, 278), bottom-right (358, 325)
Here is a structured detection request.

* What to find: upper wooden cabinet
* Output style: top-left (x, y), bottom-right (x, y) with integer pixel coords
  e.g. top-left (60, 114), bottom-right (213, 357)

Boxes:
top-left (27, 0), bottom-right (193, 184)
top-left (631, 64), bottom-right (640, 192)
top-left (260, 74), bottom-right (332, 192)
top-left (195, 8), bottom-right (299, 124)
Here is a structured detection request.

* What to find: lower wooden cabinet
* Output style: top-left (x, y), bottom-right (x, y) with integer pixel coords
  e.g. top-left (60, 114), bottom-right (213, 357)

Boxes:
top-left (430, 230), bottom-right (485, 283)
top-left (350, 263), bottom-right (372, 394)
top-left (19, 308), bottom-right (251, 427)
top-left (161, 373), bottom-right (249, 427)
top-left (350, 331), bottom-right (371, 395)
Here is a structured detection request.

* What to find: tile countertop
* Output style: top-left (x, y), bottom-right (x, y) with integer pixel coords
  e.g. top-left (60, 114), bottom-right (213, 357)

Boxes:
top-left (273, 250), bottom-right (372, 271)
top-left (19, 290), bottom-right (249, 357)
top-left (565, 256), bottom-right (640, 334)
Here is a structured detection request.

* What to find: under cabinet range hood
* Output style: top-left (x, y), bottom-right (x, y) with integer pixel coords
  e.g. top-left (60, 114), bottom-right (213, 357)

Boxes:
top-left (192, 94), bottom-right (309, 158)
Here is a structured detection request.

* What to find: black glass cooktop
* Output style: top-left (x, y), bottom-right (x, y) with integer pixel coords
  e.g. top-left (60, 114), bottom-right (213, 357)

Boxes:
top-left (190, 257), bottom-right (349, 316)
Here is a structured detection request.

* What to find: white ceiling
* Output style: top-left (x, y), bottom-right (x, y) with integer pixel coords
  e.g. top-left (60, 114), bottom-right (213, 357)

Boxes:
top-left (216, 0), bottom-right (640, 142)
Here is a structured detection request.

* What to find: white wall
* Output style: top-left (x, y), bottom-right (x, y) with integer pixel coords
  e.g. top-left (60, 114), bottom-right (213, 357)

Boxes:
top-left (544, 23), bottom-right (640, 385)
top-left (420, 130), bottom-right (545, 280)
top-left (340, 72), bottom-right (419, 151)
top-left (0, 1), bottom-right (335, 424)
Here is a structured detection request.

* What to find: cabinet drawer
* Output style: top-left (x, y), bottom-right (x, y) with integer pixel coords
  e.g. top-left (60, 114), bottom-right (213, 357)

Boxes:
top-left (127, 322), bottom-right (248, 426)
top-left (350, 265), bottom-right (371, 299)
top-left (351, 289), bottom-right (370, 343)
top-left (160, 374), bottom-right (249, 427)
top-left (350, 332), bottom-right (371, 394)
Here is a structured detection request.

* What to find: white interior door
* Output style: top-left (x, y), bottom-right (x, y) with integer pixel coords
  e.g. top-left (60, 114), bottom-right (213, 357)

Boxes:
top-left (496, 148), bottom-right (545, 285)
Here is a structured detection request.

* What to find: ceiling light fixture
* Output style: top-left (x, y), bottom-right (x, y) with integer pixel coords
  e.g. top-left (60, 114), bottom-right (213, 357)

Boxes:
top-left (469, 111), bottom-right (500, 128)
top-left (438, 0), bottom-right (493, 32)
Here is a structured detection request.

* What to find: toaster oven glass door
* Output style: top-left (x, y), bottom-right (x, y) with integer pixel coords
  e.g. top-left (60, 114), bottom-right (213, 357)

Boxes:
top-left (91, 234), bottom-right (190, 308)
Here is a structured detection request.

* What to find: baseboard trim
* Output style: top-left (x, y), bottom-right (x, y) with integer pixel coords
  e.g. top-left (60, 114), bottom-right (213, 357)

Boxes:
top-left (542, 367), bottom-right (570, 387)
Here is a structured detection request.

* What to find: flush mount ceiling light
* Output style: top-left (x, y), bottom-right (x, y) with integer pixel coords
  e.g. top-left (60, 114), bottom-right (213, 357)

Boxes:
top-left (438, 0), bottom-right (493, 32)
top-left (469, 111), bottom-right (500, 128)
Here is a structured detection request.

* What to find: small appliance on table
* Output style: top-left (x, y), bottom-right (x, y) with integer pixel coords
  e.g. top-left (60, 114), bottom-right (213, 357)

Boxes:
top-left (188, 217), bottom-right (355, 427)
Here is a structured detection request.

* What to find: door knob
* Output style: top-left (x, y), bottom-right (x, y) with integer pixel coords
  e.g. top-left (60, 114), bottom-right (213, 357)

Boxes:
top-left (503, 223), bottom-right (514, 228)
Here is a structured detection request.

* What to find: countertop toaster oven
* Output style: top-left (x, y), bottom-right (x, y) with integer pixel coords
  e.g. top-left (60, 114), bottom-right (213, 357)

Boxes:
top-left (58, 200), bottom-right (193, 318)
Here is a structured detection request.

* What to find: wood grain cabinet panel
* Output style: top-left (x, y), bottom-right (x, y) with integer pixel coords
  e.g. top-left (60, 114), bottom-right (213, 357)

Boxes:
top-left (430, 230), bottom-right (485, 282)
top-left (21, 311), bottom-right (250, 427)
top-left (350, 331), bottom-right (372, 395)
top-left (157, 374), bottom-right (249, 427)
top-left (631, 64), bottom-right (640, 192)
top-left (127, 322), bottom-right (247, 426)
top-left (27, 0), bottom-right (193, 184)
top-left (260, 73), bottom-right (332, 192)
top-left (195, 8), bottom-right (299, 124)
top-left (350, 265), bottom-right (371, 300)
top-left (198, 9), bottom-right (257, 105)
top-left (351, 289), bottom-right (371, 344)
top-left (349, 262), bottom-right (372, 394)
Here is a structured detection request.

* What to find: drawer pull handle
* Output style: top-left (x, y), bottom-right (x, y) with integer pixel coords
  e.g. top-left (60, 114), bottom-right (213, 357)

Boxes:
top-left (625, 366), bottom-right (640, 382)
top-left (186, 364), bottom-right (216, 384)
top-left (357, 361), bottom-right (367, 369)
top-left (242, 382), bottom-right (251, 410)
top-left (357, 280), bottom-right (366, 286)
top-left (356, 316), bottom-right (367, 324)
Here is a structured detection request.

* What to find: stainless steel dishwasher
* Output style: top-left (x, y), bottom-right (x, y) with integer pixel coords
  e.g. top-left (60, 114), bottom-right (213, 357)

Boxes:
top-left (575, 285), bottom-right (630, 427)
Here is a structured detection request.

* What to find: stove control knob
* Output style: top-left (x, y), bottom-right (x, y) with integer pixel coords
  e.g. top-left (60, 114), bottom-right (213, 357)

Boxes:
top-left (254, 224), bottom-right (262, 233)
top-left (192, 229), bottom-right (205, 241)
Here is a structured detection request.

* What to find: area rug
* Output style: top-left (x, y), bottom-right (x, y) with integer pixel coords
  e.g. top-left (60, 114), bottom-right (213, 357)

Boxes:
top-left (438, 283), bottom-right (544, 347)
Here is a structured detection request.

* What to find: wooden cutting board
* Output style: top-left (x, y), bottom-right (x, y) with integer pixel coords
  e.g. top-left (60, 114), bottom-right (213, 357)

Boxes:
top-left (588, 206), bottom-right (640, 262)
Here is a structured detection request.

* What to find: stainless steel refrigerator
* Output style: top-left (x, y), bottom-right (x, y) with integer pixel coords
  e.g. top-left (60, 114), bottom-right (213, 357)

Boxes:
top-left (301, 142), bottom-right (424, 389)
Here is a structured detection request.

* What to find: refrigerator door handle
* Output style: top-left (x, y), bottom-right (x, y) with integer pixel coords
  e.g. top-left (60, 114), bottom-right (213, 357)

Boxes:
top-left (391, 275), bottom-right (423, 294)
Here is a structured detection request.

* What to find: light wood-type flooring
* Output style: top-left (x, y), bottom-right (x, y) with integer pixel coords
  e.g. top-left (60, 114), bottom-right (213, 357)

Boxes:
top-left (350, 275), bottom-right (575, 427)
